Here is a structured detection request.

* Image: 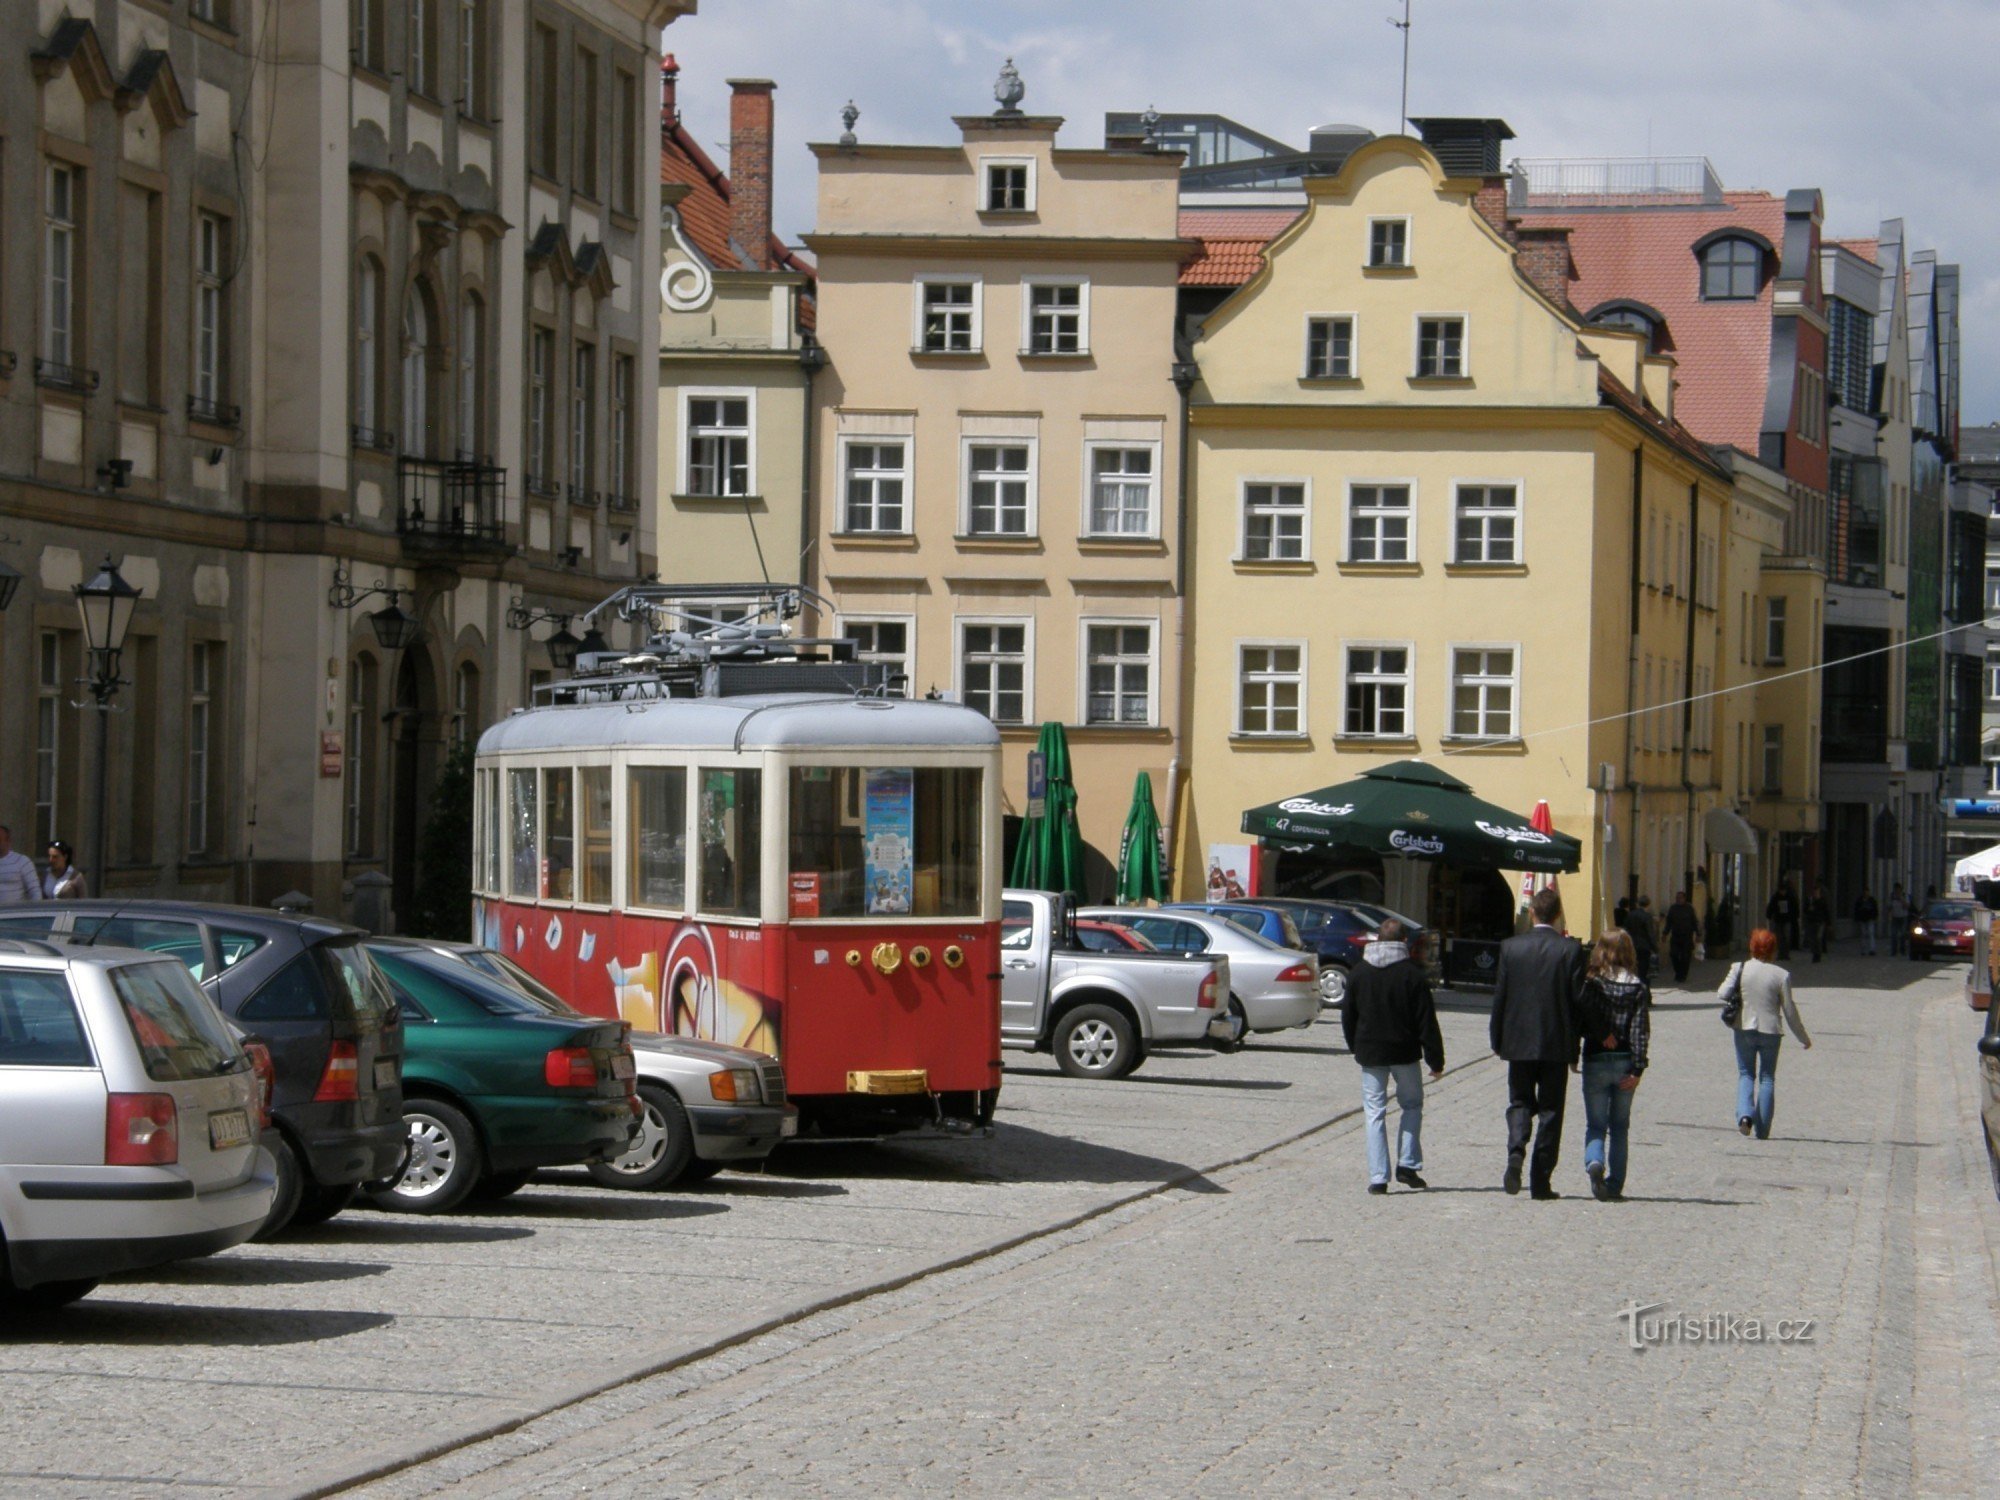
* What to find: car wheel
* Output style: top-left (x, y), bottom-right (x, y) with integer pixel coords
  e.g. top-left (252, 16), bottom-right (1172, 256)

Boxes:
top-left (369, 1100), bottom-right (484, 1215)
top-left (586, 1084), bottom-right (694, 1191)
top-left (469, 1169), bottom-right (535, 1202)
top-left (252, 1130), bottom-right (307, 1241)
top-left (1214, 997), bottom-right (1248, 1053)
top-left (1052, 1003), bottom-right (1137, 1080)
top-left (288, 1180), bottom-right (357, 1230)
top-left (1, 1278), bottom-right (98, 1311)
top-left (1320, 964), bottom-right (1349, 1007)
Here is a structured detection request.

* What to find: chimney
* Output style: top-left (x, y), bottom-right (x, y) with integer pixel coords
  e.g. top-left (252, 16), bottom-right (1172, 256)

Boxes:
top-left (1408, 117), bottom-right (1515, 176)
top-left (726, 78), bottom-right (776, 271)
top-left (1512, 225), bottom-right (1576, 313)
top-left (660, 55), bottom-right (678, 136)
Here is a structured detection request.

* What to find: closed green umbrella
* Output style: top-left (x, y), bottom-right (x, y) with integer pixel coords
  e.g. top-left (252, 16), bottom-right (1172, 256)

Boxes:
top-left (1116, 771), bottom-right (1167, 903)
top-left (1010, 721), bottom-right (1086, 896)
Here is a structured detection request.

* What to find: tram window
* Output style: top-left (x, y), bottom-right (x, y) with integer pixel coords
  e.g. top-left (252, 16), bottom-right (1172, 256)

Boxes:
top-left (580, 766), bottom-right (612, 904)
top-left (482, 769), bottom-right (503, 894)
top-left (543, 768), bottom-right (575, 901)
top-left (508, 768), bottom-right (538, 899)
top-left (786, 766), bottom-right (983, 918)
top-left (698, 767), bottom-right (761, 917)
top-left (629, 766), bottom-right (688, 909)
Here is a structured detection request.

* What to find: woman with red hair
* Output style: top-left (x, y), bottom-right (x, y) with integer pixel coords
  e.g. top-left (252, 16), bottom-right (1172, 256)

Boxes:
top-left (1724, 928), bottom-right (1812, 1138)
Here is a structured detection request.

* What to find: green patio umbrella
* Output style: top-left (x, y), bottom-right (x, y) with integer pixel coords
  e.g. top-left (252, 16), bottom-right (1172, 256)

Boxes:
top-left (1115, 770), bottom-right (1167, 903)
top-left (1010, 721), bottom-right (1086, 896)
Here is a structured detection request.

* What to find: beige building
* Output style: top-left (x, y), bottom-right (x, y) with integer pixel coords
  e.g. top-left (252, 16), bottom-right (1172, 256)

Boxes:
top-left (803, 79), bottom-right (1189, 881)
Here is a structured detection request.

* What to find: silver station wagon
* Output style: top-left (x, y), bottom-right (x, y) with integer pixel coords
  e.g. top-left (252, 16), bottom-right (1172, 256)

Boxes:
top-left (0, 940), bottom-right (276, 1309)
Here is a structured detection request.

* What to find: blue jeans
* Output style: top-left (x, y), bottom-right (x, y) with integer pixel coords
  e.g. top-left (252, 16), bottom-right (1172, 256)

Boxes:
top-left (1734, 1029), bottom-right (1783, 1138)
top-left (1360, 1063), bottom-right (1424, 1184)
top-left (1581, 1051), bottom-right (1636, 1195)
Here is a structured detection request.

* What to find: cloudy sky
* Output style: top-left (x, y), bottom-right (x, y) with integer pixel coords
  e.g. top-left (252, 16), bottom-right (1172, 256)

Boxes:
top-left (669, 0), bottom-right (1997, 423)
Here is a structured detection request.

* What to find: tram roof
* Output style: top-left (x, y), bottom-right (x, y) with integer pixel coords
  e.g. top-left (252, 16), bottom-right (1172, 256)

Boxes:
top-left (477, 692), bottom-right (1003, 756)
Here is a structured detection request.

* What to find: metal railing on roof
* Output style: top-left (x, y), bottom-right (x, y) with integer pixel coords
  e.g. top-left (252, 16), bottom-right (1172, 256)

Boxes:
top-left (1509, 156), bottom-right (1724, 210)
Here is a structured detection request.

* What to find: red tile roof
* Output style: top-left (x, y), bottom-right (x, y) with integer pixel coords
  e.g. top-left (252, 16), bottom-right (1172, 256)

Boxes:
top-left (1177, 207), bottom-right (1299, 287)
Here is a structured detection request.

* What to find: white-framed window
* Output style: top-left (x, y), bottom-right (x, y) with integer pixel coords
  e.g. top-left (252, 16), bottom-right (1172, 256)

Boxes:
top-left (1304, 315), bottom-right (1355, 379)
top-left (1022, 278), bottom-right (1087, 355)
top-left (1765, 596), bottom-right (1786, 665)
top-left (1083, 443), bottom-right (1157, 537)
top-left (963, 440), bottom-right (1035, 537)
top-left (1761, 723), bottom-right (1784, 794)
top-left (569, 341), bottom-right (595, 494)
top-left (1453, 483), bottom-right (1519, 564)
top-left (957, 619), bottom-right (1031, 725)
top-left (1368, 217), bottom-right (1410, 268)
top-left (1986, 758), bottom-right (2000, 797)
top-left (406, 0), bottom-right (431, 94)
top-left (527, 326), bottom-right (552, 488)
top-left (608, 352), bottom-right (632, 499)
top-left (35, 632), bottom-right (60, 850)
top-left (683, 390), bottom-right (752, 497)
top-left (458, 0), bottom-right (483, 116)
top-left (455, 291), bottom-right (482, 458)
top-left (1081, 620), bottom-right (1157, 726)
top-left (194, 212), bottom-right (226, 407)
top-left (839, 437), bottom-right (909, 533)
top-left (1448, 645), bottom-right (1517, 740)
top-left (187, 642), bottom-right (213, 855)
top-left (1415, 316), bottom-right (1466, 378)
top-left (1343, 644), bottom-right (1411, 739)
top-left (1347, 482), bottom-right (1414, 563)
top-left (402, 290), bottom-right (432, 455)
top-left (982, 157), bottom-right (1034, 213)
top-left (355, 256), bottom-right (381, 431)
top-left (44, 161), bottom-right (78, 368)
top-left (841, 616), bottom-right (914, 696)
top-left (915, 277), bottom-right (981, 353)
top-left (1236, 642), bottom-right (1306, 737)
top-left (1986, 650), bottom-right (2000, 702)
top-left (1240, 480), bottom-right (1308, 561)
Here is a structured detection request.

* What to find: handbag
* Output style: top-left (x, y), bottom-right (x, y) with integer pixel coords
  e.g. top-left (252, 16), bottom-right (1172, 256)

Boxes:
top-left (1718, 961), bottom-right (1744, 1028)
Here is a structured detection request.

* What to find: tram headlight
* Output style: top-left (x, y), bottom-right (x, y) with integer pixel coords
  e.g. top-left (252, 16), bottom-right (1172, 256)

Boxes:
top-left (709, 1068), bottom-right (761, 1103)
top-left (942, 945), bottom-right (965, 969)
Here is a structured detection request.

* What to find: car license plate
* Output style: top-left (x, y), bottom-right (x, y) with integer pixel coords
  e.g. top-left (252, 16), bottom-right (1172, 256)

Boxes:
top-left (612, 1053), bottom-right (636, 1080)
top-left (208, 1108), bottom-right (251, 1150)
top-left (375, 1059), bottom-right (398, 1090)
top-left (780, 1114), bottom-right (799, 1137)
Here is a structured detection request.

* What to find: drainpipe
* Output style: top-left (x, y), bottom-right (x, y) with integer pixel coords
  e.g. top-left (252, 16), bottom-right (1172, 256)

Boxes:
top-left (1161, 350), bottom-right (1200, 895)
top-left (1624, 444), bottom-right (1643, 904)
top-left (797, 331), bottom-right (823, 603)
top-left (1680, 479), bottom-right (1700, 892)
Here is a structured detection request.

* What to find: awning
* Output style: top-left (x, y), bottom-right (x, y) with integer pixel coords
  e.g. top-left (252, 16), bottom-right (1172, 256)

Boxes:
top-left (1704, 806), bottom-right (1759, 857)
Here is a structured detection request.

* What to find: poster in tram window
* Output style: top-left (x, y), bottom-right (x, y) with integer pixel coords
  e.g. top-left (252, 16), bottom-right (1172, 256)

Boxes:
top-left (864, 767), bottom-right (915, 915)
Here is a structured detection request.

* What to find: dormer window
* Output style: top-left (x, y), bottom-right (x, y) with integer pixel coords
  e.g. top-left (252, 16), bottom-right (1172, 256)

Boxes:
top-left (983, 158), bottom-right (1034, 213)
top-left (1586, 300), bottom-right (1667, 355)
top-left (1368, 218), bottom-right (1410, 268)
top-left (1698, 236), bottom-right (1764, 301)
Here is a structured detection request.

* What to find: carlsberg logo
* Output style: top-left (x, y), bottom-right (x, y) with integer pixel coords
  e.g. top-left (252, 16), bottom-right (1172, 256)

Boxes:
top-left (1278, 798), bottom-right (1355, 818)
top-left (1476, 820), bottom-right (1552, 844)
top-left (1389, 829), bottom-right (1446, 855)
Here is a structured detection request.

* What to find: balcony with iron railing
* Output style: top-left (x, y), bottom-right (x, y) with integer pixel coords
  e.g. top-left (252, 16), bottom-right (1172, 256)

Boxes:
top-left (34, 357), bottom-right (100, 396)
top-left (605, 490), bottom-right (641, 515)
top-left (187, 393), bottom-right (240, 428)
top-left (397, 455), bottom-right (509, 553)
top-left (1509, 156), bottom-right (1725, 211)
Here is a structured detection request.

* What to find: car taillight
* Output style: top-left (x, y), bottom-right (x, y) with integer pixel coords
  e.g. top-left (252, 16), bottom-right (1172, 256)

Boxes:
top-left (244, 1043), bottom-right (275, 1129)
top-left (544, 1047), bottom-right (598, 1088)
top-left (1197, 973), bottom-right (1220, 1009)
top-left (1276, 963), bottom-right (1316, 983)
top-left (105, 1093), bottom-right (178, 1166)
top-left (1346, 933), bottom-right (1371, 947)
top-left (313, 1040), bottom-right (360, 1102)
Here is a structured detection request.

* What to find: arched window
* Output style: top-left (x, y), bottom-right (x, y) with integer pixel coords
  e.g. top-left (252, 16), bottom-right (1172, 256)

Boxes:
top-left (454, 660), bottom-right (481, 744)
top-left (457, 291), bottom-right (483, 460)
top-left (403, 286), bottom-right (434, 456)
top-left (1594, 307), bottom-right (1654, 339)
top-left (355, 256), bottom-right (383, 436)
top-left (1700, 237), bottom-right (1763, 301)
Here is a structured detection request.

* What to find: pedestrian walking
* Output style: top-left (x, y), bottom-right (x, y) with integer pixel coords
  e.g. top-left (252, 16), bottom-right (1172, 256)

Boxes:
top-left (1765, 877), bottom-right (1800, 960)
top-left (1854, 890), bottom-right (1879, 956)
top-left (0, 825), bottom-right (41, 904)
top-left (41, 841), bottom-right (85, 900)
top-left (1721, 927), bottom-right (1812, 1140)
top-left (1341, 920), bottom-right (1445, 1194)
top-left (1887, 884), bottom-right (1910, 956)
top-left (1488, 886), bottom-right (1585, 1199)
top-left (1629, 894), bottom-right (1660, 981)
top-left (1663, 890), bottom-right (1700, 983)
top-left (1805, 883), bottom-right (1832, 963)
top-left (1577, 927), bottom-right (1651, 1202)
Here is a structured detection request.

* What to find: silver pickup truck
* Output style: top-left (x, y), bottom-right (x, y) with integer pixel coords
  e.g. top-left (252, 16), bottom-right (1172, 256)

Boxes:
top-left (1001, 890), bottom-right (1236, 1079)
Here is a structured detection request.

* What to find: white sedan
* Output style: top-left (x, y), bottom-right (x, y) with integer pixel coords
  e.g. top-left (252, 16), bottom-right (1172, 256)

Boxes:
top-left (1079, 907), bottom-right (1321, 1039)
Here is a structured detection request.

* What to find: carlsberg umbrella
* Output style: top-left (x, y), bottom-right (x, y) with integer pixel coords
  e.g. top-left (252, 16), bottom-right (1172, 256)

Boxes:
top-left (1115, 770), bottom-right (1167, 903)
top-left (1009, 721), bottom-right (1086, 896)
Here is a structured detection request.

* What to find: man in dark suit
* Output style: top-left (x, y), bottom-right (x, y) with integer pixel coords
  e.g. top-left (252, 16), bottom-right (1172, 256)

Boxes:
top-left (1489, 886), bottom-right (1585, 1199)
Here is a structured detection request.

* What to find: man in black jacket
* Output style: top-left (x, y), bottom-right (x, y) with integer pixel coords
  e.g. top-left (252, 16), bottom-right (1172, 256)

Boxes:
top-left (1489, 886), bottom-right (1585, 1199)
top-left (1342, 919), bottom-right (1445, 1193)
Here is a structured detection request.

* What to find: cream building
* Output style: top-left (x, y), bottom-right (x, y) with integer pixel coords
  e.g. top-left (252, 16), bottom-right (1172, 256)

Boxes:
top-left (804, 78), bottom-right (1189, 883)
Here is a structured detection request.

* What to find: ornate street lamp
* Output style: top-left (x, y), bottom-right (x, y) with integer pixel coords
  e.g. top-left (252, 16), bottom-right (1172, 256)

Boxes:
top-left (545, 622), bottom-right (582, 671)
top-left (74, 556), bottom-right (143, 893)
top-left (366, 599), bottom-right (420, 652)
top-left (505, 596), bottom-right (589, 675)
top-left (577, 624), bottom-right (612, 659)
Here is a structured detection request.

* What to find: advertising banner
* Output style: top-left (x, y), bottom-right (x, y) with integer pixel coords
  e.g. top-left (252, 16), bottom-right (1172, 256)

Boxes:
top-left (865, 767), bottom-right (915, 915)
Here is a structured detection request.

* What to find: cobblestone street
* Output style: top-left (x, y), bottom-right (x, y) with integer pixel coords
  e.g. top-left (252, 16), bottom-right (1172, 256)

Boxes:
top-left (4, 956), bottom-right (1998, 1497)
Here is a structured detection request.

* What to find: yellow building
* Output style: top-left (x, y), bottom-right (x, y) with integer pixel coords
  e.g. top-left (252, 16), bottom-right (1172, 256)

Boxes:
top-left (1180, 134), bottom-right (1745, 940)
top-left (803, 80), bottom-right (1188, 879)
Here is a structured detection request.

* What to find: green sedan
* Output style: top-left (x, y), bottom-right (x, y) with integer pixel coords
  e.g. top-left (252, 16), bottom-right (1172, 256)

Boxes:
top-left (364, 941), bottom-right (639, 1214)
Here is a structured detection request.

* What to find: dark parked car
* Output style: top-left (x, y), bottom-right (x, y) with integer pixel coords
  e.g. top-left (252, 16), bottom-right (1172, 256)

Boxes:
top-left (0, 903), bottom-right (406, 1237)
top-left (1212, 897), bottom-right (1426, 1008)
top-left (1911, 901), bottom-right (1978, 962)
top-left (364, 941), bottom-right (638, 1213)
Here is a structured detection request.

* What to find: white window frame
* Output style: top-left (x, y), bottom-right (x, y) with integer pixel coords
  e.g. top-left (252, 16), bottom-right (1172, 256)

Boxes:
top-left (1367, 216), bottom-right (1411, 268)
top-left (980, 155), bottom-right (1036, 214)
top-left (1345, 480), bottom-right (1416, 564)
top-left (836, 434), bottom-right (913, 535)
top-left (1078, 618), bottom-right (1159, 728)
top-left (456, 291), bottom-right (482, 460)
top-left (1342, 641), bottom-right (1414, 740)
top-left (608, 351), bottom-right (631, 498)
top-left (1237, 477), bottom-right (1311, 562)
top-left (1413, 313), bottom-right (1468, 379)
top-left (1765, 595), bottom-right (1787, 665)
top-left (954, 616), bottom-right (1035, 726)
top-left (1080, 439), bottom-right (1160, 539)
top-left (838, 614), bottom-right (917, 697)
top-left (1446, 643), bottom-right (1520, 742)
top-left (679, 386), bottom-right (756, 498)
top-left (1761, 723), bottom-right (1784, 794)
top-left (194, 212), bottom-right (225, 407)
top-left (569, 339), bottom-right (595, 494)
top-left (1020, 276), bottom-right (1089, 356)
top-left (1302, 313), bottom-right (1356, 380)
top-left (44, 161), bottom-right (77, 369)
top-left (527, 325), bottom-right (552, 487)
top-left (960, 436), bottom-right (1038, 538)
top-left (1235, 640), bottom-right (1308, 738)
top-left (187, 642), bottom-right (213, 855)
top-left (912, 275), bottom-right (983, 354)
top-left (1452, 480), bottom-right (1522, 565)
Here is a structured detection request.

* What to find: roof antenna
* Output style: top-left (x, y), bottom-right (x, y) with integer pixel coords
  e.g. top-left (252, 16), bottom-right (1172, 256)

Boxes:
top-left (1389, 0), bottom-right (1412, 133)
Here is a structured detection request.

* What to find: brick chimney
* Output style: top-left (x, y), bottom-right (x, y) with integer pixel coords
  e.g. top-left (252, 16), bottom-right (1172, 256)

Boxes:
top-left (726, 78), bottom-right (776, 271)
top-left (1513, 225), bottom-right (1576, 313)
top-left (660, 55), bottom-right (678, 137)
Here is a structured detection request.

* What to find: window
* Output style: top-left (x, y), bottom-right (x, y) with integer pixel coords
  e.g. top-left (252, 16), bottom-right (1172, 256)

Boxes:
top-left (354, 0), bottom-right (385, 69)
top-left (983, 159), bottom-right (1032, 212)
top-left (454, 661), bottom-right (480, 745)
top-left (1242, 481), bottom-right (1307, 561)
top-left (843, 618), bottom-right (912, 694)
top-left (1415, 317), bottom-right (1465, 378)
top-left (959, 622), bottom-right (1029, 724)
top-left (917, 279), bottom-right (979, 353)
top-left (1347, 483), bottom-right (1413, 563)
top-left (541, 768), bottom-right (574, 899)
top-left (965, 443), bottom-right (1033, 536)
top-left (0, 970), bottom-right (91, 1068)
top-left (530, 23), bottom-right (559, 179)
top-left (187, 643), bottom-right (214, 855)
top-left (44, 162), bottom-right (78, 368)
top-left (1368, 218), bottom-right (1409, 268)
top-left (1344, 646), bottom-right (1410, 738)
top-left (402, 289), bottom-right (433, 455)
top-left (1024, 280), bottom-right (1085, 354)
top-left (1795, 366), bottom-right (1824, 446)
top-left (504, 768), bottom-right (538, 897)
top-left (1237, 644), bottom-right (1305, 736)
top-left (787, 767), bottom-right (984, 918)
top-left (457, 0), bottom-right (483, 115)
top-left (628, 766), bottom-right (687, 909)
top-left (841, 439), bottom-right (907, 532)
top-left (1083, 623), bottom-right (1155, 725)
top-left (1765, 596), bottom-right (1787, 664)
top-left (406, 0), bottom-right (434, 95)
top-left (574, 48), bottom-right (599, 199)
top-left (685, 393), bottom-right (750, 497)
top-left (1085, 446), bottom-right (1155, 536)
top-left (36, 633), bottom-right (60, 851)
top-left (1987, 759), bottom-right (2000, 797)
top-left (1592, 306), bottom-right (1656, 346)
top-left (1304, 316), bottom-right (1354, 379)
top-left (609, 354), bottom-right (633, 500)
top-left (194, 214), bottom-right (228, 410)
top-left (1987, 650), bottom-right (2000, 703)
top-left (1449, 647), bottom-right (1517, 740)
top-left (1762, 724), bottom-right (1784, 794)
top-left (1454, 484), bottom-right (1518, 564)
top-left (1700, 237), bottom-right (1762, 300)
top-left (612, 70), bottom-right (638, 216)
top-left (456, 292), bottom-right (482, 458)
top-left (346, 658), bottom-right (376, 857)
top-left (697, 768), bottom-right (761, 917)
top-left (355, 256), bottom-right (382, 435)
top-left (528, 328), bottom-right (552, 488)
top-left (578, 766), bottom-right (611, 904)
top-left (1827, 297), bottom-right (1873, 413)
top-left (570, 342), bottom-right (595, 495)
